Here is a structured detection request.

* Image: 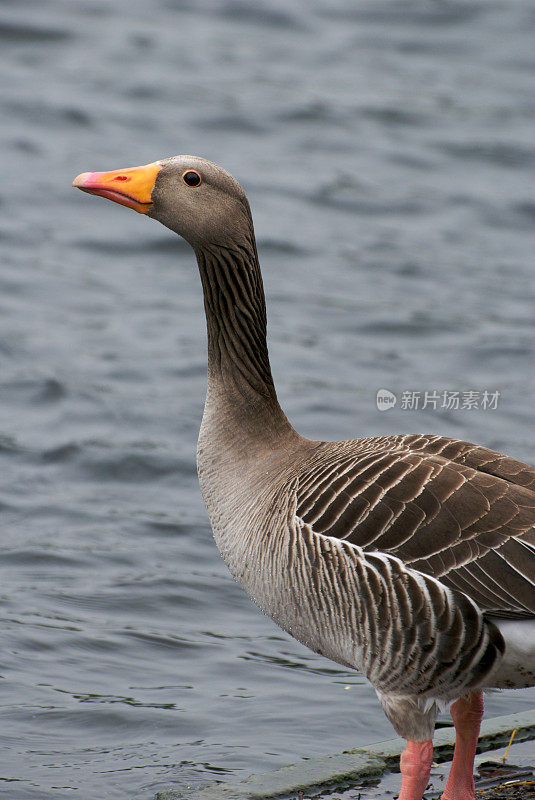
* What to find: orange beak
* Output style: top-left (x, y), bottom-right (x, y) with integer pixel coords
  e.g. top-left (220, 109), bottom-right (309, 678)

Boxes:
top-left (72, 161), bottom-right (162, 214)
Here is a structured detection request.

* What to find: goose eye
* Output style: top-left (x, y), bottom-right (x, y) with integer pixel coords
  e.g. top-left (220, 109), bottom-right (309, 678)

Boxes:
top-left (182, 170), bottom-right (202, 187)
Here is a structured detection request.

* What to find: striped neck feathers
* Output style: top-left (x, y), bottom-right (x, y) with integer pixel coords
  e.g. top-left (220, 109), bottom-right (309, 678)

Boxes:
top-left (196, 231), bottom-right (276, 404)
top-left (194, 223), bottom-right (306, 459)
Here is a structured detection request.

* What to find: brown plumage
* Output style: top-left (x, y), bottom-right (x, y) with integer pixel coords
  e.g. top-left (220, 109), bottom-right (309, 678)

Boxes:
top-left (295, 434), bottom-right (535, 617)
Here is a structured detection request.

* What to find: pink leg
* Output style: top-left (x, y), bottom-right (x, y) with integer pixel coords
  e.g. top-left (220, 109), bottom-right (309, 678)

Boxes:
top-left (442, 691), bottom-right (484, 800)
top-left (398, 739), bottom-right (434, 800)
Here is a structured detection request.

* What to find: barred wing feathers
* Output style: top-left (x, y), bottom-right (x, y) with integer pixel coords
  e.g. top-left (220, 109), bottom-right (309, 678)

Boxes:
top-left (295, 434), bottom-right (535, 618)
top-left (289, 519), bottom-right (505, 696)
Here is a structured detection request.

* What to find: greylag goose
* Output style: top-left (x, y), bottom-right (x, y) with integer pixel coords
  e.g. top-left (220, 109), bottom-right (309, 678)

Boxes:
top-left (73, 156), bottom-right (535, 800)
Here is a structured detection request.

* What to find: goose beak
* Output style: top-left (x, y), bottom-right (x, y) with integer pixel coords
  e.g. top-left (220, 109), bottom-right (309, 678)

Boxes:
top-left (72, 161), bottom-right (162, 214)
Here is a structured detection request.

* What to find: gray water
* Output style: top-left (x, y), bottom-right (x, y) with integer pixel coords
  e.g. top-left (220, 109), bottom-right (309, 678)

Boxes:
top-left (0, 1), bottom-right (534, 798)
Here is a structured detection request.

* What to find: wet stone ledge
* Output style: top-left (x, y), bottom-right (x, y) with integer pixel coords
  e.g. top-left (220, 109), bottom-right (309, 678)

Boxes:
top-left (154, 709), bottom-right (535, 800)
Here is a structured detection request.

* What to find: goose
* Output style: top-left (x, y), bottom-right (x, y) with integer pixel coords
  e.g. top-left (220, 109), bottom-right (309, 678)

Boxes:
top-left (73, 156), bottom-right (535, 800)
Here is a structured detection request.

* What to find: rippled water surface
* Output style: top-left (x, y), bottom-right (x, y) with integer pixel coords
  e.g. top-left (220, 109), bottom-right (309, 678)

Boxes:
top-left (0, 1), bottom-right (534, 798)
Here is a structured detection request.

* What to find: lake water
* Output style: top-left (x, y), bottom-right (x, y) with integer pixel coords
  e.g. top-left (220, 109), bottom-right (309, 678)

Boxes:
top-left (0, 1), bottom-right (533, 798)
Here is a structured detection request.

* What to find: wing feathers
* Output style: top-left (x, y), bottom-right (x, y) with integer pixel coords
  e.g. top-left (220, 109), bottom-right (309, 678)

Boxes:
top-left (292, 531), bottom-right (504, 695)
top-left (295, 436), bottom-right (535, 616)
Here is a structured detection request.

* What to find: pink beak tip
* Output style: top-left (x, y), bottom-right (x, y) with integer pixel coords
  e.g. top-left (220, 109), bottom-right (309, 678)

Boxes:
top-left (72, 171), bottom-right (95, 188)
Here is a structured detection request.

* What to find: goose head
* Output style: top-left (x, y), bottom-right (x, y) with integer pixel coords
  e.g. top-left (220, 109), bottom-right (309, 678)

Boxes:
top-left (72, 155), bottom-right (252, 249)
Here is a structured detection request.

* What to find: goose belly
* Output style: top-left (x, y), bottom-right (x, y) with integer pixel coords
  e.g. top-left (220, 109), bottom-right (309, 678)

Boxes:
top-left (486, 618), bottom-right (535, 688)
top-left (205, 507), bottom-right (364, 671)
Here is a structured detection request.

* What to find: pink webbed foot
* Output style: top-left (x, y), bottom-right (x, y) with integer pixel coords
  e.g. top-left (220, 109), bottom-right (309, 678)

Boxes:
top-left (441, 691), bottom-right (484, 800)
top-left (398, 739), bottom-right (434, 800)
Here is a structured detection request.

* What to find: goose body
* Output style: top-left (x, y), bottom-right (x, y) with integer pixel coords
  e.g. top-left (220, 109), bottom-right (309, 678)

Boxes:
top-left (74, 156), bottom-right (535, 800)
top-left (199, 430), bottom-right (535, 696)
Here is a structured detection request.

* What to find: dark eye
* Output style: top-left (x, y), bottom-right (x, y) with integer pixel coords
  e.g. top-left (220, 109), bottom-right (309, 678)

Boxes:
top-left (182, 170), bottom-right (202, 187)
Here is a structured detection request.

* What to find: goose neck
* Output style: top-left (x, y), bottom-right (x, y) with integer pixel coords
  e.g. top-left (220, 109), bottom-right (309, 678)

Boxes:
top-left (194, 240), bottom-right (292, 439)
